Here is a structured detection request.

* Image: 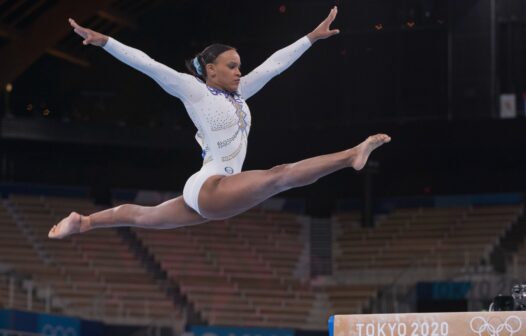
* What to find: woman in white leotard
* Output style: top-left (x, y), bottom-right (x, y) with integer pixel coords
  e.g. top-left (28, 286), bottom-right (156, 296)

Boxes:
top-left (49, 6), bottom-right (391, 239)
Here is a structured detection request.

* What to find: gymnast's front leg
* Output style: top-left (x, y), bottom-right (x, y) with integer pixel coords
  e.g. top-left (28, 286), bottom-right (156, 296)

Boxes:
top-left (197, 134), bottom-right (391, 220)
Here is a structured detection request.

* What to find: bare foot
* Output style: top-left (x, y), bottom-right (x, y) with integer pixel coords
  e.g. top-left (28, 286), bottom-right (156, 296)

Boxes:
top-left (350, 134), bottom-right (391, 170)
top-left (48, 212), bottom-right (83, 239)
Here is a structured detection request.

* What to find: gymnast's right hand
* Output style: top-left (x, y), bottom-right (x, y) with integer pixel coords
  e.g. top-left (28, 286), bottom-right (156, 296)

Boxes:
top-left (69, 18), bottom-right (108, 47)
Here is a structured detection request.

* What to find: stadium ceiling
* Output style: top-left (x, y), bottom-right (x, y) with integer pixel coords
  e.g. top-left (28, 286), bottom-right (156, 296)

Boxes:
top-left (0, 0), bottom-right (166, 91)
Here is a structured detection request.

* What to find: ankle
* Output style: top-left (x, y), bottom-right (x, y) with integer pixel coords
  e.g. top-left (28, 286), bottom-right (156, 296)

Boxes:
top-left (345, 147), bottom-right (358, 166)
top-left (80, 215), bottom-right (92, 233)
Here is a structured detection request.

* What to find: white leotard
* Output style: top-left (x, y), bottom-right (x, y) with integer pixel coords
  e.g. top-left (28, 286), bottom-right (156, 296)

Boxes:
top-left (103, 36), bottom-right (311, 215)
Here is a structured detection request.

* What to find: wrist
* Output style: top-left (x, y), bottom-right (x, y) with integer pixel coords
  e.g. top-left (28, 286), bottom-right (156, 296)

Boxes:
top-left (307, 32), bottom-right (318, 44)
top-left (100, 35), bottom-right (109, 47)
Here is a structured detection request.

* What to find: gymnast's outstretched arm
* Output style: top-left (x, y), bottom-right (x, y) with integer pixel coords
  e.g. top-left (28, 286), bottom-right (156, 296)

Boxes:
top-left (238, 6), bottom-right (340, 100)
top-left (68, 18), bottom-right (203, 102)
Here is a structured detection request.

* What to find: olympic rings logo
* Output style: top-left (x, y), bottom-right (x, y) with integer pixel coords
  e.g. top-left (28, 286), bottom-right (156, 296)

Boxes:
top-left (469, 316), bottom-right (522, 336)
top-left (41, 324), bottom-right (78, 336)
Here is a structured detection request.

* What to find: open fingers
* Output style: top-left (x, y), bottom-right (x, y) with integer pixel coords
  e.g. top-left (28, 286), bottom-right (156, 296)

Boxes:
top-left (69, 18), bottom-right (88, 38)
top-left (68, 18), bottom-right (81, 29)
top-left (325, 6), bottom-right (338, 24)
top-left (74, 28), bottom-right (88, 40)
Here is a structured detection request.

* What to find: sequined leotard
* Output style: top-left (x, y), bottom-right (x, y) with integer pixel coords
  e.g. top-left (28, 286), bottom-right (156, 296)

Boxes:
top-left (102, 36), bottom-right (311, 215)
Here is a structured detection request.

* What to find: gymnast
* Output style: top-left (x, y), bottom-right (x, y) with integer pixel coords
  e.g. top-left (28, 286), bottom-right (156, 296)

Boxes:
top-left (49, 6), bottom-right (390, 239)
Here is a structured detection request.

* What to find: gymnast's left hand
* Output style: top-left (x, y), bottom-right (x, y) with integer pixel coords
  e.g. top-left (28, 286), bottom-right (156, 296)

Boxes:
top-left (307, 6), bottom-right (340, 43)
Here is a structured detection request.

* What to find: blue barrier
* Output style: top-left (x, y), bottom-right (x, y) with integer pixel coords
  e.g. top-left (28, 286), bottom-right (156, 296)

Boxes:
top-left (0, 310), bottom-right (102, 336)
top-left (191, 325), bottom-right (294, 336)
top-left (0, 310), bottom-right (37, 333)
top-left (417, 282), bottom-right (472, 301)
top-left (37, 314), bottom-right (80, 336)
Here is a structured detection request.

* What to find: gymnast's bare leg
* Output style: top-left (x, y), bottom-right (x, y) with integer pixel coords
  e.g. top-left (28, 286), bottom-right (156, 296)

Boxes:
top-left (48, 196), bottom-right (208, 239)
top-left (198, 134), bottom-right (390, 219)
top-left (48, 134), bottom-right (389, 239)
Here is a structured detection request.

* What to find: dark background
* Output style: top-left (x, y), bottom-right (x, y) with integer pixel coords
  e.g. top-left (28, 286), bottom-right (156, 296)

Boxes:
top-left (1, 0), bottom-right (526, 205)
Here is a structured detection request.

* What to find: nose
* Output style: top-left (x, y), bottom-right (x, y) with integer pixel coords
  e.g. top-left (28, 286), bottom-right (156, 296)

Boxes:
top-left (235, 68), bottom-right (241, 77)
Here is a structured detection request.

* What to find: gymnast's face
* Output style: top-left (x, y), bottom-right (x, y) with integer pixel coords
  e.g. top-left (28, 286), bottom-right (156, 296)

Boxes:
top-left (206, 49), bottom-right (241, 92)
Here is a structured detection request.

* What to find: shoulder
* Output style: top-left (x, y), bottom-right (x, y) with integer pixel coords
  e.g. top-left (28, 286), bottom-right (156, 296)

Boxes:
top-left (174, 72), bottom-right (208, 90)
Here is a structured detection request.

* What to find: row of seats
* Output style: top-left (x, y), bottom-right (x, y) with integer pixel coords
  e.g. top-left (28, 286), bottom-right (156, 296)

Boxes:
top-left (334, 205), bottom-right (523, 271)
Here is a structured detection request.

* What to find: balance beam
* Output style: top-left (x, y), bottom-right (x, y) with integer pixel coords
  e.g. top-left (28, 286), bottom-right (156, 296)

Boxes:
top-left (329, 311), bottom-right (526, 336)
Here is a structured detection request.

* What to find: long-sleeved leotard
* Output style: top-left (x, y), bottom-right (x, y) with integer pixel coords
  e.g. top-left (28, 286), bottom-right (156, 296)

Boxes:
top-left (102, 36), bottom-right (311, 214)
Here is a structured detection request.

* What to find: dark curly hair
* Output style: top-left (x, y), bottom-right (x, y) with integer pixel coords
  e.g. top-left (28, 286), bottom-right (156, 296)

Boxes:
top-left (185, 43), bottom-right (236, 80)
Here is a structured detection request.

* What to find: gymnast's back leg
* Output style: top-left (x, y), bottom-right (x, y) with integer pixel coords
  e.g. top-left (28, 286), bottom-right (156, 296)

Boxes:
top-left (48, 196), bottom-right (208, 239)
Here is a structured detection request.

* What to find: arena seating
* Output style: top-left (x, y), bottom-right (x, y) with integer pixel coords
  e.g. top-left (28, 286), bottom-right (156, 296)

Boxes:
top-left (1, 191), bottom-right (523, 330)
top-left (135, 209), bottom-right (313, 328)
top-left (334, 205), bottom-right (523, 272)
top-left (0, 200), bottom-right (54, 312)
top-left (3, 195), bottom-right (179, 325)
top-left (325, 284), bottom-right (379, 314)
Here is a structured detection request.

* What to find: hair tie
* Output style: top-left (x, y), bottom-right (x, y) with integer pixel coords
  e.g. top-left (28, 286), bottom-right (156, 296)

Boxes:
top-left (192, 56), bottom-right (203, 76)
